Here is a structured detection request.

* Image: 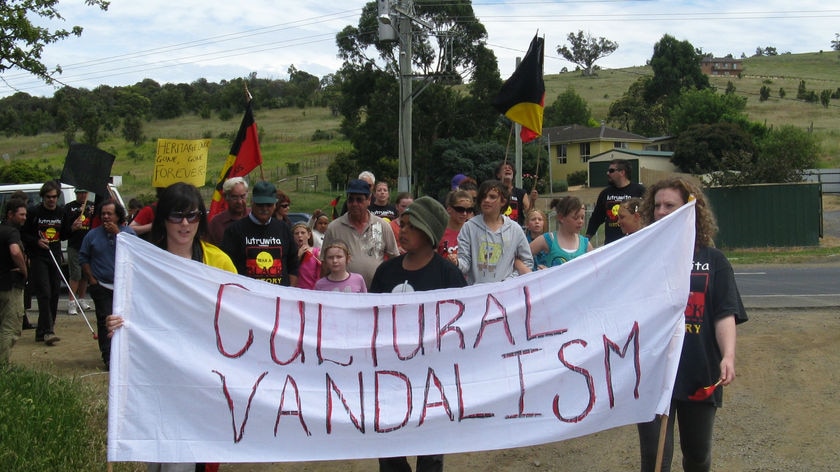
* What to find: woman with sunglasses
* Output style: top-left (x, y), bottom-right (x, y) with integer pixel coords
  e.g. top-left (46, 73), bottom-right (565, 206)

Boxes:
top-left (437, 190), bottom-right (473, 265)
top-left (106, 182), bottom-right (234, 472)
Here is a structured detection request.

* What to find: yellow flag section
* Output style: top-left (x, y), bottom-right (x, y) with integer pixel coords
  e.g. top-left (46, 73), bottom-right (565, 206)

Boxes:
top-left (153, 138), bottom-right (210, 187)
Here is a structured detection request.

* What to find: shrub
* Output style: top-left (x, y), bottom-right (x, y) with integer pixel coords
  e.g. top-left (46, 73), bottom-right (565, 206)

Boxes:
top-left (568, 170), bottom-right (588, 186)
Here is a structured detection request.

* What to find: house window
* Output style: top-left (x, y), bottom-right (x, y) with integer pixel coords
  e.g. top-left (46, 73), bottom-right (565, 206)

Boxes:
top-left (557, 144), bottom-right (567, 164)
top-left (614, 141), bottom-right (628, 149)
top-left (579, 142), bottom-right (590, 162)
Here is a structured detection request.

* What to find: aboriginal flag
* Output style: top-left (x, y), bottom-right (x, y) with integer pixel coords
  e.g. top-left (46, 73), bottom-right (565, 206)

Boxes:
top-left (492, 35), bottom-right (545, 143)
top-left (208, 101), bottom-right (263, 219)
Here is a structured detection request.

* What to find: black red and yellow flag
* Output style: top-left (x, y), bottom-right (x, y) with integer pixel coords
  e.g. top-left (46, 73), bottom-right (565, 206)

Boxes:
top-left (492, 35), bottom-right (545, 143)
top-left (208, 101), bottom-right (263, 219)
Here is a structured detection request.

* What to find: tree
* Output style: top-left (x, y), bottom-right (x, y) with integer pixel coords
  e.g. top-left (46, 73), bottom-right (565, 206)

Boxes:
top-left (607, 76), bottom-right (667, 136)
top-left (544, 87), bottom-right (592, 127)
top-left (820, 90), bottom-right (832, 108)
top-left (752, 125), bottom-right (819, 183)
top-left (832, 33), bottom-right (840, 51)
top-left (668, 88), bottom-right (747, 135)
top-left (334, 0), bottom-right (499, 191)
top-left (556, 31), bottom-right (618, 77)
top-left (671, 122), bottom-right (756, 175)
top-left (646, 34), bottom-right (709, 105)
top-left (0, 0), bottom-right (110, 85)
top-left (759, 85), bottom-right (771, 102)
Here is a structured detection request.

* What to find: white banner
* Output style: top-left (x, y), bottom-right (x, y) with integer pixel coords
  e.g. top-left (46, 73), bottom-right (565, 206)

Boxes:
top-left (108, 203), bottom-right (695, 463)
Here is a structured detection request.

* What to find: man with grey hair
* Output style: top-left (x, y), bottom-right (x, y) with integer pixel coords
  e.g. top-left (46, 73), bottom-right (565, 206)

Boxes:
top-left (207, 177), bottom-right (249, 246)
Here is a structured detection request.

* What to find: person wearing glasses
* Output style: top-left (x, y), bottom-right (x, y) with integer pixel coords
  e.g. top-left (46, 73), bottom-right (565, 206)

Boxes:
top-left (321, 178), bottom-right (399, 289)
top-left (389, 192), bottom-right (413, 254)
top-left (21, 181), bottom-right (64, 346)
top-left (222, 181), bottom-right (298, 287)
top-left (107, 182), bottom-right (234, 472)
top-left (79, 199), bottom-right (136, 370)
top-left (273, 189), bottom-right (293, 229)
top-left (207, 177), bottom-right (249, 246)
top-left (437, 190), bottom-right (473, 265)
top-left (584, 159), bottom-right (646, 246)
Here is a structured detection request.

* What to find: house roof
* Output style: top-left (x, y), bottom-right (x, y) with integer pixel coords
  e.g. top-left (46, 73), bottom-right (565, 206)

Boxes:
top-left (543, 124), bottom-right (650, 143)
top-left (588, 148), bottom-right (673, 161)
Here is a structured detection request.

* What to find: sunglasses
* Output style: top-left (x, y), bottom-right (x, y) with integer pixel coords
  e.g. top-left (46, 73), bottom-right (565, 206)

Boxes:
top-left (451, 206), bottom-right (473, 214)
top-left (278, 203), bottom-right (290, 208)
top-left (607, 168), bottom-right (620, 173)
top-left (166, 210), bottom-right (202, 224)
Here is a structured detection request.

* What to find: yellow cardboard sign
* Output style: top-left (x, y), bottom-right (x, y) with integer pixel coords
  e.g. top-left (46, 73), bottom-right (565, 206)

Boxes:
top-left (153, 139), bottom-right (210, 187)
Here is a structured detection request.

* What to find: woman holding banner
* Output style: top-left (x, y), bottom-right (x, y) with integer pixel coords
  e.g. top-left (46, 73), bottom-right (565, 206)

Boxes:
top-left (636, 177), bottom-right (747, 472)
top-left (107, 182), bottom-right (234, 472)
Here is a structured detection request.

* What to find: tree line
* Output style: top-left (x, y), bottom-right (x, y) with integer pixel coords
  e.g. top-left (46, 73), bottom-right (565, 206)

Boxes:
top-left (0, 68), bottom-right (328, 143)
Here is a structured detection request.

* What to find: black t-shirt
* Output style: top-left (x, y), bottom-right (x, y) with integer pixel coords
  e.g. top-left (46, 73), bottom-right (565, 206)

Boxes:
top-left (673, 246), bottom-right (747, 406)
top-left (221, 216), bottom-right (299, 286)
top-left (586, 182), bottom-right (646, 244)
top-left (62, 200), bottom-right (95, 249)
top-left (0, 223), bottom-right (25, 290)
top-left (369, 203), bottom-right (397, 222)
top-left (370, 253), bottom-right (466, 293)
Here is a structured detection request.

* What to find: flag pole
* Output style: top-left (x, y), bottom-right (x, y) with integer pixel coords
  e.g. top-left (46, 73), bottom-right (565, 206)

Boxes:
top-left (654, 413), bottom-right (669, 472)
top-left (244, 84), bottom-right (266, 182)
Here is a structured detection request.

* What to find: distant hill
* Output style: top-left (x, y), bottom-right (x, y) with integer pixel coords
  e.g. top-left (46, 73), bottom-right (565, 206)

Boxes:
top-left (1, 51), bottom-right (838, 205)
top-left (543, 51), bottom-right (840, 166)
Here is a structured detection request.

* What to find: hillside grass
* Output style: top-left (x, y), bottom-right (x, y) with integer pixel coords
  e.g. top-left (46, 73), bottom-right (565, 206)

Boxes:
top-left (544, 51), bottom-right (840, 167)
top-left (1, 51), bottom-right (839, 212)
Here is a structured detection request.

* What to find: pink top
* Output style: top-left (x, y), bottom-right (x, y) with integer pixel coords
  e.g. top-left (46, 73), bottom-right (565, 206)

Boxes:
top-left (313, 272), bottom-right (368, 293)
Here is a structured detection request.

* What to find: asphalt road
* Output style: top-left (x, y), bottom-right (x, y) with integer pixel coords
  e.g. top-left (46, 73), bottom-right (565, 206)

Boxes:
top-left (734, 262), bottom-right (840, 309)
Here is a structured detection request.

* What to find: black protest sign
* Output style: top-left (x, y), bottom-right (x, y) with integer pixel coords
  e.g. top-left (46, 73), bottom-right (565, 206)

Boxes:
top-left (60, 143), bottom-right (115, 197)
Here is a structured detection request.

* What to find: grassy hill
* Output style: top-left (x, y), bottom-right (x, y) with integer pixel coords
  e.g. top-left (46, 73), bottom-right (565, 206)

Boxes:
top-left (1, 51), bottom-right (838, 213)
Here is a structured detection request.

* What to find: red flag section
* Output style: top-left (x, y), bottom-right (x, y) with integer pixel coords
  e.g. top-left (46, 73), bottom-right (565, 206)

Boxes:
top-left (492, 35), bottom-right (545, 143)
top-left (208, 102), bottom-right (263, 219)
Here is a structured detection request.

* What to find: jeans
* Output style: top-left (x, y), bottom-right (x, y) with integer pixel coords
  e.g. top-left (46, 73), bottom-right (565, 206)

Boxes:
top-left (637, 400), bottom-right (717, 472)
top-left (30, 256), bottom-right (60, 338)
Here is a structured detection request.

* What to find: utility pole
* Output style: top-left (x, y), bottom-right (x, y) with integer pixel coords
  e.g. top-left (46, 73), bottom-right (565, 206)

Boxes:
top-left (378, 0), bottom-right (432, 194)
top-left (398, 8), bottom-right (413, 193)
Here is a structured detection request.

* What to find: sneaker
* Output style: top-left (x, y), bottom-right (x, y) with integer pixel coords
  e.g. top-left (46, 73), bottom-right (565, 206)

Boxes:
top-left (67, 301), bottom-right (77, 315)
top-left (44, 333), bottom-right (60, 346)
top-left (80, 299), bottom-right (92, 310)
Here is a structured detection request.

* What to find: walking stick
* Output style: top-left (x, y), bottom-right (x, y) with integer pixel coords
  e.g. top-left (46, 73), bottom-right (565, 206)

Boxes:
top-left (654, 414), bottom-right (669, 472)
top-left (41, 233), bottom-right (97, 339)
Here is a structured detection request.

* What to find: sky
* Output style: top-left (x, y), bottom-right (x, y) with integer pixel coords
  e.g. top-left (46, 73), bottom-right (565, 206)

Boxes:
top-left (2, 0), bottom-right (838, 98)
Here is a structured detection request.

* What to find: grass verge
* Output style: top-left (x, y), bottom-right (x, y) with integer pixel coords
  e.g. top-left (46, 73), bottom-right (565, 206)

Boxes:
top-left (0, 365), bottom-right (108, 471)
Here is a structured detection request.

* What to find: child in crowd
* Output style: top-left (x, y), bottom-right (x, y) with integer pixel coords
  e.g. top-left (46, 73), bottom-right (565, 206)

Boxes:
top-left (292, 222), bottom-right (321, 290)
top-left (308, 210), bottom-right (330, 249)
top-left (313, 241), bottom-right (367, 293)
top-left (457, 180), bottom-right (532, 284)
top-left (617, 197), bottom-right (644, 236)
top-left (529, 196), bottom-right (592, 268)
top-left (524, 208), bottom-right (548, 270)
top-left (438, 190), bottom-right (474, 265)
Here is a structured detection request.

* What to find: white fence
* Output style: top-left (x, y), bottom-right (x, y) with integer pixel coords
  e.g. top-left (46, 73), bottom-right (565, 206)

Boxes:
top-left (803, 168), bottom-right (840, 194)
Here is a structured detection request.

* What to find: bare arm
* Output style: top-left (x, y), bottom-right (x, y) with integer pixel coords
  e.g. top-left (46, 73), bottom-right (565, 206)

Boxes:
top-left (9, 244), bottom-right (27, 279)
top-left (715, 315), bottom-right (737, 385)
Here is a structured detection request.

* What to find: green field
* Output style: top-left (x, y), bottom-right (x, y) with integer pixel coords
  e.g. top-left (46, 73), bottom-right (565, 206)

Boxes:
top-left (1, 51), bottom-right (839, 213)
